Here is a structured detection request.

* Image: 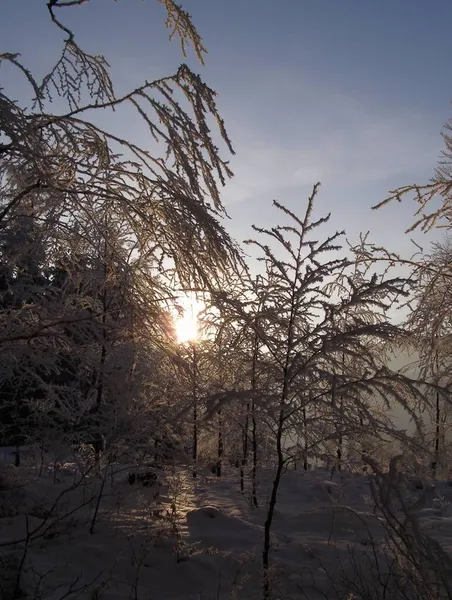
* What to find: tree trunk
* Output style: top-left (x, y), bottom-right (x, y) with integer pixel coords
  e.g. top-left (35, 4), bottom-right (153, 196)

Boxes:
top-left (93, 337), bottom-right (106, 467)
top-left (251, 400), bottom-right (258, 508)
top-left (93, 251), bottom-right (108, 469)
top-left (331, 373), bottom-right (343, 475)
top-left (263, 466), bottom-right (283, 598)
top-left (263, 283), bottom-right (297, 599)
top-left (263, 405), bottom-right (284, 598)
top-left (192, 343), bottom-right (198, 479)
top-left (303, 407), bottom-right (308, 471)
top-left (240, 402), bottom-right (250, 491)
top-left (337, 359), bottom-right (344, 473)
top-left (337, 430), bottom-right (343, 472)
top-left (433, 391), bottom-right (440, 478)
top-left (330, 373), bottom-right (337, 478)
top-left (249, 327), bottom-right (259, 503)
top-left (216, 408), bottom-right (223, 477)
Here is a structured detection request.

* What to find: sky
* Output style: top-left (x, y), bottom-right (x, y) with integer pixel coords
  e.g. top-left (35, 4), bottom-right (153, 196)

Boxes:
top-left (1, 0), bottom-right (452, 259)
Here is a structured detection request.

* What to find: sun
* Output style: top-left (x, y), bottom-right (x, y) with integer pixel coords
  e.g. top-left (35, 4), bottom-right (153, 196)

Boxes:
top-left (174, 293), bottom-right (205, 343)
top-left (175, 313), bottom-right (198, 343)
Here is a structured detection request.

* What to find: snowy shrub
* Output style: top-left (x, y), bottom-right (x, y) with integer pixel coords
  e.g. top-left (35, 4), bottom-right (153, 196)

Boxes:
top-left (336, 456), bottom-right (452, 600)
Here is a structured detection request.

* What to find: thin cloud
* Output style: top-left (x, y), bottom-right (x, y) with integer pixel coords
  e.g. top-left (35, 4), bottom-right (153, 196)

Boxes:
top-left (221, 74), bottom-right (439, 206)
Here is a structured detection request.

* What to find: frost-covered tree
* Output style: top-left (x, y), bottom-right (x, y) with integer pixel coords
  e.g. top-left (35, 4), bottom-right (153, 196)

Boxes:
top-left (238, 184), bottom-right (425, 598)
top-left (404, 237), bottom-right (452, 476)
top-left (371, 101), bottom-right (452, 476)
top-left (0, 0), bottom-right (241, 456)
top-left (1, 0), bottom-right (239, 327)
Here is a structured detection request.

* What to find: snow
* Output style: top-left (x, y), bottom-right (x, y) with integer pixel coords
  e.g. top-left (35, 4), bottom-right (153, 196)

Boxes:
top-left (1, 451), bottom-right (452, 599)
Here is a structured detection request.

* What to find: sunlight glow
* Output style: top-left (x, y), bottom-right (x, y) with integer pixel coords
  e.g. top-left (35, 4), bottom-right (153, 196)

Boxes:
top-left (175, 293), bottom-right (205, 344)
top-left (176, 314), bottom-right (198, 343)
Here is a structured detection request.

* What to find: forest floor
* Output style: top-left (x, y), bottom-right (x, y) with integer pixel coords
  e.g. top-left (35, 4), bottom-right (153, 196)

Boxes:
top-left (1, 448), bottom-right (452, 600)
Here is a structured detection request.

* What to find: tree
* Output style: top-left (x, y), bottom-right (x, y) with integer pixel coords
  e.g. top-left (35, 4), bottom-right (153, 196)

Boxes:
top-left (0, 0), bottom-right (240, 334)
top-left (0, 0), bottom-right (242, 456)
top-left (371, 102), bottom-right (452, 475)
top-left (404, 237), bottom-right (452, 476)
top-left (237, 184), bottom-right (424, 599)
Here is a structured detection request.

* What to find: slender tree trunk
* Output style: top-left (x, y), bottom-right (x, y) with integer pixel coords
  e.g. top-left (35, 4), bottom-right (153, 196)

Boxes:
top-left (240, 402), bottom-right (250, 491)
top-left (331, 373), bottom-right (343, 475)
top-left (330, 374), bottom-right (337, 479)
top-left (249, 328), bottom-right (259, 504)
top-left (95, 331), bottom-right (106, 412)
top-left (217, 408), bottom-right (223, 477)
top-left (251, 400), bottom-right (258, 508)
top-left (433, 391), bottom-right (440, 478)
top-left (337, 352), bottom-right (345, 473)
top-left (92, 235), bottom-right (109, 468)
top-left (93, 338), bottom-right (106, 462)
top-left (263, 396), bottom-right (286, 598)
top-left (337, 391), bottom-right (343, 473)
top-left (337, 426), bottom-right (343, 472)
top-left (263, 454), bottom-right (283, 598)
top-left (432, 347), bottom-right (441, 479)
top-left (303, 407), bottom-right (308, 471)
top-left (263, 284), bottom-right (297, 599)
top-left (359, 414), bottom-right (367, 472)
top-left (192, 342), bottom-right (198, 479)
top-left (93, 270), bottom-right (108, 468)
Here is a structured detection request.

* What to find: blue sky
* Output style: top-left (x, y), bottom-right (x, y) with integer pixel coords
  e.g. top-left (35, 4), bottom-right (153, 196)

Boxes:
top-left (2, 0), bottom-right (451, 257)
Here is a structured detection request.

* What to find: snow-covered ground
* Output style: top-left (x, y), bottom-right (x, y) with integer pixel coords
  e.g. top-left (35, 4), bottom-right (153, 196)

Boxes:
top-left (1, 448), bottom-right (452, 599)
